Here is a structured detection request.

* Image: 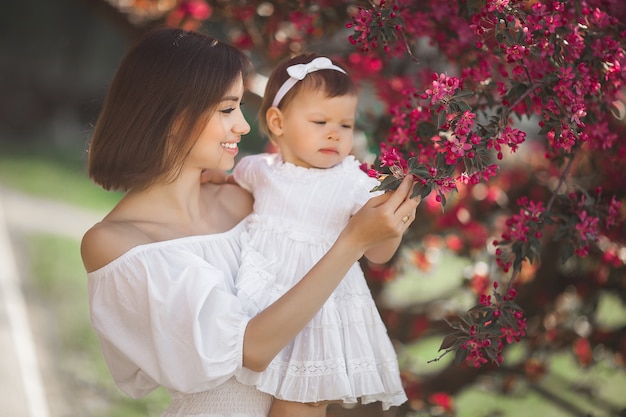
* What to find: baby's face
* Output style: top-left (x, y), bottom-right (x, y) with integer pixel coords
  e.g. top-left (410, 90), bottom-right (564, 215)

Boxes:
top-left (275, 87), bottom-right (357, 169)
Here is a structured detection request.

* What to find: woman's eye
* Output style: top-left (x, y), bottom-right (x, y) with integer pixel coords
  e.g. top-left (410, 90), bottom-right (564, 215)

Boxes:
top-left (313, 121), bottom-right (326, 125)
top-left (220, 102), bottom-right (244, 114)
top-left (342, 124), bottom-right (353, 129)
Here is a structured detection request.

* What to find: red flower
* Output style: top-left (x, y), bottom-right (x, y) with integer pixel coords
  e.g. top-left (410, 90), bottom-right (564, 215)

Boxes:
top-left (573, 338), bottom-right (593, 366)
top-left (428, 392), bottom-right (454, 412)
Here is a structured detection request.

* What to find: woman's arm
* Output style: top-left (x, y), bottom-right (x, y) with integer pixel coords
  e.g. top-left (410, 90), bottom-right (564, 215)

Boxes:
top-left (241, 175), bottom-right (420, 371)
top-left (363, 235), bottom-right (403, 265)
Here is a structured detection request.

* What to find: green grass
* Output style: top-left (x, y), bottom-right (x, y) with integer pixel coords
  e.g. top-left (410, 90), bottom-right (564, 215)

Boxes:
top-left (455, 352), bottom-right (626, 417)
top-left (26, 233), bottom-right (169, 417)
top-left (0, 143), bottom-right (167, 416)
top-left (0, 141), bottom-right (121, 210)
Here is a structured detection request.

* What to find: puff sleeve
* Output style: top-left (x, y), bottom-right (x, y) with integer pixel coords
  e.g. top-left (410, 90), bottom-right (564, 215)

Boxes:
top-left (232, 154), bottom-right (260, 193)
top-left (349, 161), bottom-right (383, 215)
top-left (88, 246), bottom-right (254, 398)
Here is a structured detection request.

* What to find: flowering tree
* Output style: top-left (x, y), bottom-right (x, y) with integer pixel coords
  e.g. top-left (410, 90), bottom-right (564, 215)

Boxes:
top-left (100, 0), bottom-right (625, 414)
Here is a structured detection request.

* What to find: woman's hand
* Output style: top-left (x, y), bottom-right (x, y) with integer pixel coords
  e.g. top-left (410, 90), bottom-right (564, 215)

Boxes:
top-left (340, 175), bottom-right (420, 255)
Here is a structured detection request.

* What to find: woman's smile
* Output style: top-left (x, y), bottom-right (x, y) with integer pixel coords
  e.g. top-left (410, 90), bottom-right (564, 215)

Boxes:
top-left (221, 141), bottom-right (239, 156)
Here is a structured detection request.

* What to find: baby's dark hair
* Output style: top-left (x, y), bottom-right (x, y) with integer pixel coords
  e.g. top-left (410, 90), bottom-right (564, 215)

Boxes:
top-left (258, 53), bottom-right (356, 138)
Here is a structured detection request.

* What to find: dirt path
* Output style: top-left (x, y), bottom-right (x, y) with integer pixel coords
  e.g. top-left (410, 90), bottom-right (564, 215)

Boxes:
top-left (1, 187), bottom-right (105, 241)
top-left (0, 187), bottom-right (104, 417)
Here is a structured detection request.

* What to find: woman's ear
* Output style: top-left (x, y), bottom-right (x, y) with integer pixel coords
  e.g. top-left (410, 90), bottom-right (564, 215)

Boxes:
top-left (266, 107), bottom-right (284, 137)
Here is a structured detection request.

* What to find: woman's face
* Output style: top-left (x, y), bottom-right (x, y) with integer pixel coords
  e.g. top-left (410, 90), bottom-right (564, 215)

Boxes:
top-left (188, 75), bottom-right (250, 172)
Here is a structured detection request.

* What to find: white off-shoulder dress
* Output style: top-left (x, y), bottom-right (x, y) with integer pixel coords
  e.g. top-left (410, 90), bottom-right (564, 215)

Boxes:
top-left (233, 153), bottom-right (407, 409)
top-left (87, 220), bottom-right (272, 417)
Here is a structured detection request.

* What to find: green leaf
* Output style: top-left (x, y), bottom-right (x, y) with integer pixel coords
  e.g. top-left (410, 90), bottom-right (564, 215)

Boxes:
top-left (410, 167), bottom-right (430, 178)
top-left (454, 348), bottom-right (468, 365)
top-left (440, 192), bottom-right (447, 207)
top-left (503, 30), bottom-right (514, 44)
top-left (484, 345), bottom-right (501, 365)
top-left (439, 331), bottom-right (462, 351)
top-left (453, 89), bottom-right (475, 99)
top-left (371, 174), bottom-right (403, 192)
top-left (437, 110), bottom-right (447, 128)
top-left (412, 181), bottom-right (433, 199)
top-left (469, 0), bottom-right (487, 13)
top-left (417, 122), bottom-right (438, 138)
top-left (561, 242), bottom-right (575, 263)
top-left (552, 225), bottom-right (568, 241)
top-left (507, 82), bottom-right (528, 102)
top-left (457, 101), bottom-right (472, 112)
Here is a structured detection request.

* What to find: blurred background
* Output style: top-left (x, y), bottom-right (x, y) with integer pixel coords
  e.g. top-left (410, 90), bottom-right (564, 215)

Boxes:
top-left (0, 1), bottom-right (625, 417)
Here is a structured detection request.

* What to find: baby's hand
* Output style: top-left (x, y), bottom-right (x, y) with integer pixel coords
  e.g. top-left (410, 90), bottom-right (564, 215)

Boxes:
top-left (200, 169), bottom-right (237, 185)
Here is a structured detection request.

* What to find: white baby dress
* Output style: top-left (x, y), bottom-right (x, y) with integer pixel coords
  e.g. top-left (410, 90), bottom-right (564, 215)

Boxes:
top-left (233, 153), bottom-right (407, 409)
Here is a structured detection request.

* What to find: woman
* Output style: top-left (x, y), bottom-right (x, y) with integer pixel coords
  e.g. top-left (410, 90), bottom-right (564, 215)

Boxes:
top-left (81, 27), bottom-right (419, 416)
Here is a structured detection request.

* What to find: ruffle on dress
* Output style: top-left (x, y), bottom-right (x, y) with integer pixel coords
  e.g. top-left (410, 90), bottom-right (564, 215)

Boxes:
top-left (235, 241), bottom-right (407, 408)
top-left (235, 242), bottom-right (281, 317)
top-left (258, 298), bottom-right (408, 409)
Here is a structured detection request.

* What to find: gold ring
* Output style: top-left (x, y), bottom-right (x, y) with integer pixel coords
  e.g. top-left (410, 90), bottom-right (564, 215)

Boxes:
top-left (402, 215), bottom-right (410, 223)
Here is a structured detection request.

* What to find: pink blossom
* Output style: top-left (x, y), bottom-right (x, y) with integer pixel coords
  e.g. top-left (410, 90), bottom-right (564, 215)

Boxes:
top-left (454, 111), bottom-right (476, 136)
top-left (486, 0), bottom-right (510, 13)
top-left (425, 73), bottom-right (461, 103)
top-left (576, 210), bottom-right (599, 242)
top-left (450, 136), bottom-right (473, 158)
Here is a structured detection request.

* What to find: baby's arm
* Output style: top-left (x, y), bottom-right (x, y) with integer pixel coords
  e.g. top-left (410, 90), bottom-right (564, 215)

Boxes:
top-left (200, 168), bottom-right (237, 184)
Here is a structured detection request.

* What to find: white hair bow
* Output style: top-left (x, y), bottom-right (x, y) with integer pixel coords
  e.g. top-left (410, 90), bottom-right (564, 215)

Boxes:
top-left (271, 57), bottom-right (347, 107)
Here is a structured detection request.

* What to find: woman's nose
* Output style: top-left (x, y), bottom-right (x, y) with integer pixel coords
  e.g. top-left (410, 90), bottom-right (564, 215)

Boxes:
top-left (235, 113), bottom-right (251, 135)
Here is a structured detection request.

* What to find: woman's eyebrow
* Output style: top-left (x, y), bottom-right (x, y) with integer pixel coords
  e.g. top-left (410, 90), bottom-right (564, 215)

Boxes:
top-left (221, 96), bottom-right (241, 102)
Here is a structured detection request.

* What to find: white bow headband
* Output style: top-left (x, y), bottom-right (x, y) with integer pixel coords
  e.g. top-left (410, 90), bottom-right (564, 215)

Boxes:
top-left (271, 57), bottom-right (347, 107)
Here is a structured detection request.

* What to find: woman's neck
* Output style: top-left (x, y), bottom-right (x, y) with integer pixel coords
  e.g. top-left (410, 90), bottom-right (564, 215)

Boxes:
top-left (115, 176), bottom-right (221, 239)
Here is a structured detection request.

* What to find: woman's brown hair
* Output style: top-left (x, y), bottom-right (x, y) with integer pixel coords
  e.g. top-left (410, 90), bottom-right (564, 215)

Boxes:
top-left (88, 27), bottom-right (252, 191)
top-left (258, 53), bottom-right (356, 139)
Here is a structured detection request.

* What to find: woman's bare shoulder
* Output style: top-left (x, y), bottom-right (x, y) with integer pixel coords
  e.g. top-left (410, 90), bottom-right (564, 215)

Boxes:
top-left (225, 182), bottom-right (253, 209)
top-left (213, 182), bottom-right (254, 222)
top-left (80, 219), bottom-right (152, 273)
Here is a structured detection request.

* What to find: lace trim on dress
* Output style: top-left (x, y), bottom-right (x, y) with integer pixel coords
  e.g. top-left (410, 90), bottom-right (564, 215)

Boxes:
top-left (258, 357), bottom-right (407, 409)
